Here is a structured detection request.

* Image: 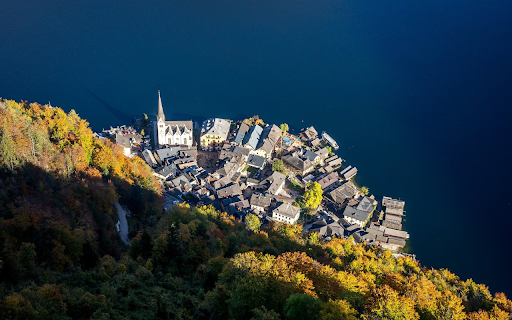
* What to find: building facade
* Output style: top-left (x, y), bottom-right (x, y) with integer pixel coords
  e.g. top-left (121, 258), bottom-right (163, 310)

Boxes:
top-left (155, 91), bottom-right (193, 148)
top-left (200, 118), bottom-right (231, 147)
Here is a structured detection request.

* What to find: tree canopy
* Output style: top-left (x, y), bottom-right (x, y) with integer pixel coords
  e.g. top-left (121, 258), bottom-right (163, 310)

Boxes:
top-left (0, 99), bottom-right (510, 320)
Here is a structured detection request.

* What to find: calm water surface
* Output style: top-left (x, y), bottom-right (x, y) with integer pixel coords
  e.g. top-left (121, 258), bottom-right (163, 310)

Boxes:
top-left (1, 0), bottom-right (512, 293)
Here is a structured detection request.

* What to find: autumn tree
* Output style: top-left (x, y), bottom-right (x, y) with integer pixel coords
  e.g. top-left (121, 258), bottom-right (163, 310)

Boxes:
top-left (280, 123), bottom-right (289, 135)
top-left (303, 182), bottom-right (323, 211)
top-left (246, 214), bottom-right (262, 233)
top-left (320, 299), bottom-right (358, 320)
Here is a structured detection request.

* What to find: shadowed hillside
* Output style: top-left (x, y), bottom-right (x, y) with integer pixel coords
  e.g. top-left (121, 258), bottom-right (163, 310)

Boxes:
top-left (0, 100), bottom-right (511, 320)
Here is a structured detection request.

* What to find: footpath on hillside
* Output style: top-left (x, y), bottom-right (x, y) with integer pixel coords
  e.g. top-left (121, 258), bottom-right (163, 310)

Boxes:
top-left (114, 202), bottom-right (130, 245)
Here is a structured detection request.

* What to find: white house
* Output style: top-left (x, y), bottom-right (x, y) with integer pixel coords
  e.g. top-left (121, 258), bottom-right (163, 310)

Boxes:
top-left (155, 91), bottom-right (193, 148)
top-left (272, 202), bottom-right (301, 224)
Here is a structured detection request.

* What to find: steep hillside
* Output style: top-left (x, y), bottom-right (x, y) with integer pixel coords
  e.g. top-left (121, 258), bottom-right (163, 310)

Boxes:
top-left (0, 100), bottom-right (510, 320)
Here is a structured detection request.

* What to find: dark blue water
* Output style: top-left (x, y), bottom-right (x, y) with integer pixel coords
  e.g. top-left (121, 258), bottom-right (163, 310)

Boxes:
top-left (1, 0), bottom-right (512, 294)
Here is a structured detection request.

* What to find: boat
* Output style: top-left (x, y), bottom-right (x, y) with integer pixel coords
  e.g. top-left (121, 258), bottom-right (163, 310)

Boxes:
top-left (321, 132), bottom-right (339, 150)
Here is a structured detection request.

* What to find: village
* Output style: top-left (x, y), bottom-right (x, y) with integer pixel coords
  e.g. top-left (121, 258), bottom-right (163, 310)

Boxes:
top-left (99, 92), bottom-right (410, 253)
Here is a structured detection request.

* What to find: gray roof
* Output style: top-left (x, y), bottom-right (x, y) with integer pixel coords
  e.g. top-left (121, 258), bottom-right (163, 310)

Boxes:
top-left (235, 123), bottom-right (250, 145)
top-left (164, 120), bottom-right (193, 132)
top-left (303, 150), bottom-right (317, 162)
top-left (382, 196), bottom-right (405, 209)
top-left (242, 125), bottom-right (263, 149)
top-left (308, 219), bottom-right (344, 238)
top-left (256, 124), bottom-right (282, 153)
top-left (317, 172), bottom-right (339, 190)
top-left (155, 164), bottom-right (176, 179)
top-left (316, 147), bottom-right (329, 160)
top-left (250, 193), bottom-right (272, 208)
top-left (247, 154), bottom-right (266, 169)
top-left (142, 149), bottom-right (157, 166)
top-left (233, 146), bottom-right (250, 156)
top-left (213, 176), bottom-right (231, 190)
top-left (383, 228), bottom-right (408, 239)
top-left (301, 126), bottom-right (318, 140)
top-left (155, 147), bottom-right (180, 162)
top-left (201, 118), bottom-right (231, 140)
top-left (340, 166), bottom-right (358, 180)
top-left (382, 220), bottom-right (403, 230)
top-left (115, 133), bottom-right (132, 149)
top-left (343, 206), bottom-right (372, 223)
top-left (356, 197), bottom-right (374, 213)
top-left (273, 202), bottom-right (301, 219)
top-left (217, 183), bottom-right (243, 198)
top-left (263, 171), bottom-right (286, 195)
top-left (330, 181), bottom-right (357, 204)
top-left (282, 155), bottom-right (314, 174)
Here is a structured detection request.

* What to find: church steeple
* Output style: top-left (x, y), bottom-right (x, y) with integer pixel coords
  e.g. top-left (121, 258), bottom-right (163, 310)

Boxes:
top-left (157, 90), bottom-right (165, 122)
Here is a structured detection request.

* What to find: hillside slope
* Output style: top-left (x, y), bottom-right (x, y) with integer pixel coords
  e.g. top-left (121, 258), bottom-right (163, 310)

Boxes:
top-left (0, 100), bottom-right (510, 320)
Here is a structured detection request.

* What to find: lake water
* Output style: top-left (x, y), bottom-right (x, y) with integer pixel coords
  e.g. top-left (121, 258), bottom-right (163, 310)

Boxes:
top-left (1, 0), bottom-right (512, 294)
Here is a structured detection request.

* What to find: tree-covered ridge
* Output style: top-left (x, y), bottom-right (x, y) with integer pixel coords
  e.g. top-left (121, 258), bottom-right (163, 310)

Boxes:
top-left (0, 99), bottom-right (162, 280)
top-left (0, 99), bottom-right (511, 320)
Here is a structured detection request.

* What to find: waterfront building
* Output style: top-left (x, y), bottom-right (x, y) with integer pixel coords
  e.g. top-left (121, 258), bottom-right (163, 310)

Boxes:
top-left (200, 118), bottom-right (231, 147)
top-left (155, 91), bottom-right (193, 148)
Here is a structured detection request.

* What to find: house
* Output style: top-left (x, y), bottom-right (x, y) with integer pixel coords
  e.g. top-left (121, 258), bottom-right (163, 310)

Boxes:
top-left (154, 147), bottom-right (180, 165)
top-left (315, 147), bottom-right (329, 164)
top-left (155, 91), bottom-right (193, 147)
top-left (234, 123), bottom-right (250, 145)
top-left (217, 183), bottom-right (243, 198)
top-left (115, 133), bottom-right (138, 157)
top-left (260, 171), bottom-right (286, 195)
top-left (247, 154), bottom-right (266, 170)
top-left (329, 181), bottom-right (359, 205)
top-left (317, 172), bottom-right (339, 190)
top-left (282, 155), bottom-right (315, 176)
top-left (307, 218), bottom-right (344, 238)
top-left (340, 165), bottom-right (358, 180)
top-left (200, 118), bottom-right (231, 147)
top-left (242, 125), bottom-right (263, 150)
top-left (300, 126), bottom-right (318, 141)
top-left (253, 124), bottom-right (282, 158)
top-left (142, 149), bottom-right (158, 167)
top-left (272, 202), bottom-right (301, 224)
top-left (303, 150), bottom-right (318, 162)
top-left (171, 174), bottom-right (196, 192)
top-left (356, 197), bottom-right (375, 214)
top-left (343, 203), bottom-right (374, 228)
top-left (250, 193), bottom-right (272, 213)
top-left (153, 164), bottom-right (176, 180)
top-left (228, 199), bottom-right (251, 217)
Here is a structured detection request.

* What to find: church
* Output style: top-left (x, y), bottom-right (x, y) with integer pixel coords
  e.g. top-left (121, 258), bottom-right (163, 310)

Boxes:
top-left (154, 91), bottom-right (194, 148)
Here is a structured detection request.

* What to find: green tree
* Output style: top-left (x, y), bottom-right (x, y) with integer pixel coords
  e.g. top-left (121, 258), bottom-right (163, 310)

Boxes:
top-left (326, 146), bottom-right (332, 156)
top-left (252, 306), bottom-right (281, 320)
top-left (303, 182), bottom-right (323, 210)
top-left (18, 242), bottom-right (36, 276)
top-left (360, 186), bottom-right (369, 196)
top-left (283, 293), bottom-right (322, 320)
top-left (272, 159), bottom-right (284, 173)
top-left (280, 123), bottom-right (289, 135)
top-left (320, 299), bottom-right (358, 320)
top-left (246, 214), bottom-right (261, 233)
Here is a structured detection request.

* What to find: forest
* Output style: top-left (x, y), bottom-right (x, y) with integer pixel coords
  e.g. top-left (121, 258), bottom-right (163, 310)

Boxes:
top-left (0, 99), bottom-right (511, 320)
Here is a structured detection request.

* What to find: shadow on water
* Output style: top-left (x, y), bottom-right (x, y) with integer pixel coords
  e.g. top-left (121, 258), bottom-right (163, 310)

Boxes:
top-left (85, 88), bottom-right (136, 124)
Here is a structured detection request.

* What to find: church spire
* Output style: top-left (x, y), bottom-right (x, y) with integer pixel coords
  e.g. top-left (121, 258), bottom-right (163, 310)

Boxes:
top-left (157, 90), bottom-right (165, 122)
